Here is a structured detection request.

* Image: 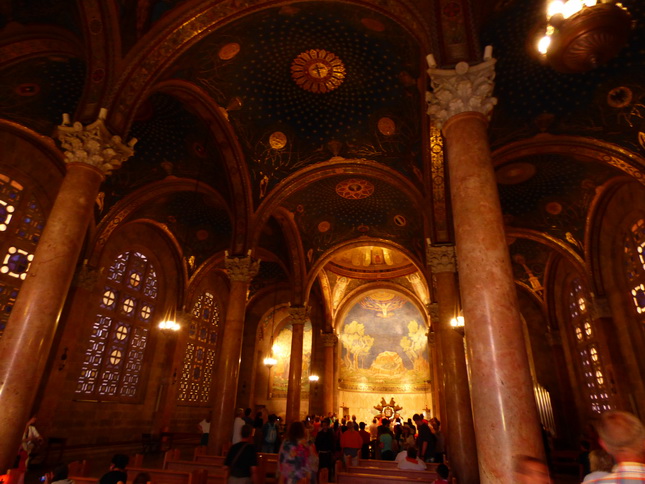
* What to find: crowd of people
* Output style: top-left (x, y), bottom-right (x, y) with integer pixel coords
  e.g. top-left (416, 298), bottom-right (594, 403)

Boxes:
top-left (225, 409), bottom-right (449, 484)
top-left (20, 408), bottom-right (645, 484)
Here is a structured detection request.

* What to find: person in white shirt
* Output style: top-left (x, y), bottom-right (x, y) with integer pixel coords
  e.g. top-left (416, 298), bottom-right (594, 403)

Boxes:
top-left (397, 448), bottom-right (427, 470)
top-left (197, 414), bottom-right (211, 445)
top-left (232, 408), bottom-right (245, 445)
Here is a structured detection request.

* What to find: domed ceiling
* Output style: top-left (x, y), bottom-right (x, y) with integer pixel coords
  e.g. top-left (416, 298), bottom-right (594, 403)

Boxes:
top-left (168, 2), bottom-right (424, 205)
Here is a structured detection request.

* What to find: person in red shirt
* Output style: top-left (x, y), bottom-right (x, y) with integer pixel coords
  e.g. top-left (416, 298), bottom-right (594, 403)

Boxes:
top-left (358, 422), bottom-right (371, 459)
top-left (340, 421), bottom-right (363, 466)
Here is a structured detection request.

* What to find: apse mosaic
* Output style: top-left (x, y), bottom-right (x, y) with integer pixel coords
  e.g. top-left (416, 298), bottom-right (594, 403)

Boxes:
top-left (169, 2), bottom-right (424, 204)
top-left (270, 320), bottom-right (312, 398)
top-left (339, 291), bottom-right (429, 393)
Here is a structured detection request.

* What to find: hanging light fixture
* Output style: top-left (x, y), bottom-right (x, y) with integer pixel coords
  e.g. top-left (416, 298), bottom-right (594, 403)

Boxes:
top-left (536, 0), bottom-right (632, 73)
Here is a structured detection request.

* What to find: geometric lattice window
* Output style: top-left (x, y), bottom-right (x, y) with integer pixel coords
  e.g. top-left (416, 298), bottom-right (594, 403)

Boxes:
top-left (76, 251), bottom-right (158, 400)
top-left (624, 218), bottom-right (645, 317)
top-left (177, 291), bottom-right (220, 404)
top-left (0, 174), bottom-right (45, 337)
top-left (569, 278), bottom-right (612, 414)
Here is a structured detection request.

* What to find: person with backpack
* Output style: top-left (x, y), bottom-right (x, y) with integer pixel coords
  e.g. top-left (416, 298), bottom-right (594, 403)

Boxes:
top-left (262, 414), bottom-right (279, 453)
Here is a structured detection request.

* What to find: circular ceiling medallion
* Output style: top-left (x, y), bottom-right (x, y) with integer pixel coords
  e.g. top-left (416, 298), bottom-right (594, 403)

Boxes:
top-left (269, 131), bottom-right (288, 149)
top-left (219, 43), bottom-right (240, 60)
top-left (335, 179), bottom-right (375, 199)
top-left (607, 86), bottom-right (632, 108)
top-left (318, 221), bottom-right (331, 232)
top-left (496, 162), bottom-right (537, 185)
top-left (361, 18), bottom-right (385, 32)
top-left (291, 49), bottom-right (345, 94)
top-left (378, 117), bottom-right (396, 136)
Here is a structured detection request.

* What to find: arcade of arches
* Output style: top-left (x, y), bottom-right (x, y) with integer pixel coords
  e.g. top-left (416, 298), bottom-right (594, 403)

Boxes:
top-left (0, 1), bottom-right (644, 483)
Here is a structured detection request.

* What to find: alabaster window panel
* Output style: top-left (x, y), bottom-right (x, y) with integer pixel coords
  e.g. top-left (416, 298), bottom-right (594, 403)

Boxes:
top-left (0, 173), bottom-right (45, 337)
top-left (624, 218), bottom-right (645, 318)
top-left (76, 251), bottom-right (158, 400)
top-left (177, 291), bottom-right (220, 405)
top-left (568, 278), bottom-right (612, 414)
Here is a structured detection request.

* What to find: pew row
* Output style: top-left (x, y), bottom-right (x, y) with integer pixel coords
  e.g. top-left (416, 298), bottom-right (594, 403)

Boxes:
top-left (162, 459), bottom-right (229, 484)
top-left (127, 467), bottom-right (207, 484)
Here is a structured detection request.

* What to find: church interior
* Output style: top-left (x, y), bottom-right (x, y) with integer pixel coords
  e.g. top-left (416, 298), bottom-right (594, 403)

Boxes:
top-left (0, 0), bottom-right (643, 482)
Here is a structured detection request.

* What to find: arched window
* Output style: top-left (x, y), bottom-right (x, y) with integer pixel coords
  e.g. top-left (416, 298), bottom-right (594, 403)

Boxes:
top-left (177, 291), bottom-right (220, 404)
top-left (0, 174), bottom-right (45, 336)
top-left (76, 251), bottom-right (158, 400)
top-left (624, 218), bottom-right (645, 320)
top-left (568, 278), bottom-right (612, 414)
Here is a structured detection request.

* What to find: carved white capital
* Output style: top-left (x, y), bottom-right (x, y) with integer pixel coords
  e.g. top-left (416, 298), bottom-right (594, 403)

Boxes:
top-left (225, 255), bottom-right (260, 282)
top-left (56, 112), bottom-right (136, 175)
top-left (321, 332), bottom-right (338, 347)
top-left (426, 59), bottom-right (498, 129)
top-left (289, 305), bottom-right (309, 325)
top-left (427, 246), bottom-right (456, 273)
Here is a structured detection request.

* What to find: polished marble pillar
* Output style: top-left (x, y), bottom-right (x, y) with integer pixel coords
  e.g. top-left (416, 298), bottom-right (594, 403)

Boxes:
top-left (286, 306), bottom-right (308, 424)
top-left (321, 332), bottom-right (337, 416)
top-left (0, 113), bottom-right (134, 472)
top-left (209, 255), bottom-right (259, 455)
top-left (427, 57), bottom-right (544, 482)
top-left (427, 246), bottom-right (479, 484)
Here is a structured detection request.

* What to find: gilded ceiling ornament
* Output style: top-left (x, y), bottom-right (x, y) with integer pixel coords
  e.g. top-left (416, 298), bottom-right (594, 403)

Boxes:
top-left (269, 131), bottom-right (288, 149)
top-left (335, 179), bottom-right (374, 199)
top-left (291, 49), bottom-right (345, 93)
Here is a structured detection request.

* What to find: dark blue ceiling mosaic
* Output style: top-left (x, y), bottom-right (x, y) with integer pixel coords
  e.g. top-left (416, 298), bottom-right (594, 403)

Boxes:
top-left (169, 2), bottom-right (423, 204)
top-left (483, 0), bottom-right (645, 154)
top-left (0, 57), bottom-right (85, 134)
top-left (130, 190), bottom-right (232, 271)
top-left (283, 174), bottom-right (423, 267)
top-left (497, 154), bottom-right (624, 253)
top-left (0, 0), bottom-right (80, 33)
top-left (102, 93), bottom-right (230, 210)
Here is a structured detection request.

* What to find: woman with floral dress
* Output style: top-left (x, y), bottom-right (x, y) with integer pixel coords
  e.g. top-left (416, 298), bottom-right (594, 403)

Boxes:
top-left (278, 421), bottom-right (313, 484)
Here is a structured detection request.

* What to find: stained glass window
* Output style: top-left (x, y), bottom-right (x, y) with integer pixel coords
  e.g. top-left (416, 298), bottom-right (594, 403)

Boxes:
top-left (177, 291), bottom-right (220, 404)
top-left (624, 219), bottom-right (645, 316)
top-left (0, 175), bottom-right (45, 336)
top-left (76, 251), bottom-right (157, 400)
top-left (569, 279), bottom-right (612, 414)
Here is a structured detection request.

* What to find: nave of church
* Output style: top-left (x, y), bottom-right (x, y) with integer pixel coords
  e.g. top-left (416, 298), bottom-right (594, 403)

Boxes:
top-left (0, 0), bottom-right (644, 482)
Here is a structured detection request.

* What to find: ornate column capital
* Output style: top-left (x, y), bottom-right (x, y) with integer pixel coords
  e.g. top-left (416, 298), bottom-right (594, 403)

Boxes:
top-left (224, 255), bottom-right (260, 282)
top-left (426, 58), bottom-right (497, 129)
top-left (321, 332), bottom-right (338, 347)
top-left (289, 305), bottom-right (309, 325)
top-left (427, 302), bottom-right (440, 327)
top-left (427, 246), bottom-right (457, 273)
top-left (56, 110), bottom-right (136, 175)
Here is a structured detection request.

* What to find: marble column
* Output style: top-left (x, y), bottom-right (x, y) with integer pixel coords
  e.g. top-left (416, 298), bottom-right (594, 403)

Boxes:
top-left (286, 306), bottom-right (308, 424)
top-left (427, 56), bottom-right (544, 481)
top-left (426, 305), bottom-right (444, 421)
top-left (0, 112), bottom-right (134, 472)
top-left (321, 332), bottom-right (338, 416)
top-left (427, 246), bottom-right (479, 484)
top-left (208, 255), bottom-right (259, 455)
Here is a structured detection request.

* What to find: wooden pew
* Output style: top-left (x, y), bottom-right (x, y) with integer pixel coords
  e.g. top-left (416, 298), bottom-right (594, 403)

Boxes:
top-left (67, 477), bottom-right (97, 484)
top-left (356, 459), bottom-right (440, 472)
top-left (162, 459), bottom-right (228, 484)
top-left (337, 471), bottom-right (434, 484)
top-left (127, 467), bottom-right (207, 484)
top-left (193, 454), bottom-right (226, 466)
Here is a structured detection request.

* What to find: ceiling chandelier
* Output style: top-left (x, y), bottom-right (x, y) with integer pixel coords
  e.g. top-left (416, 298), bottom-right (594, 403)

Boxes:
top-left (536, 0), bottom-right (632, 73)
